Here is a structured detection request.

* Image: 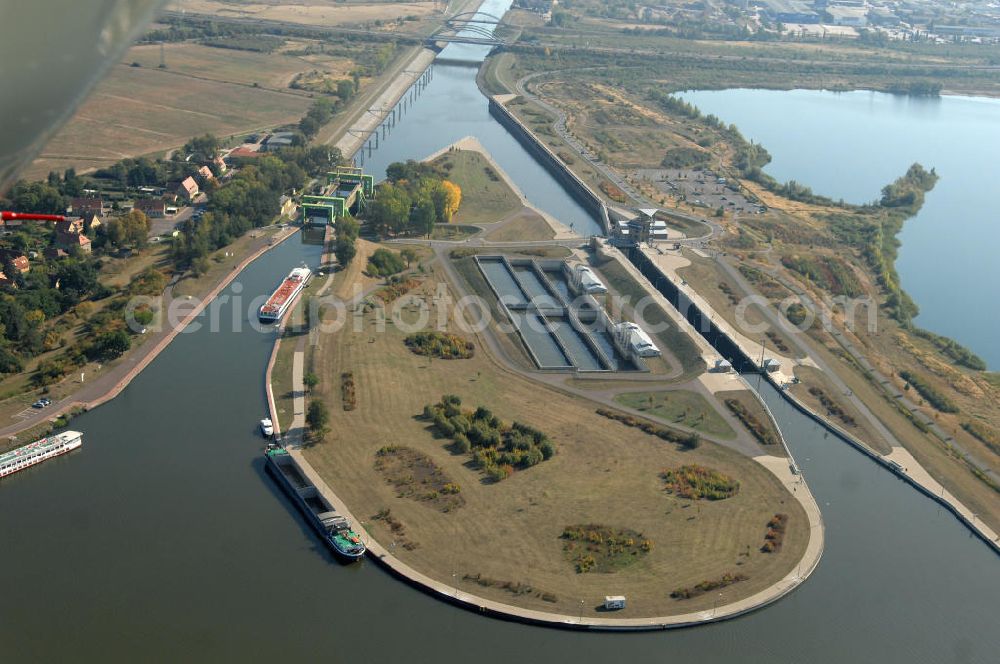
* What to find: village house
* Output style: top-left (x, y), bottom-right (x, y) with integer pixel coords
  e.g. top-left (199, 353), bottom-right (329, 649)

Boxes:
top-left (11, 255), bottom-right (30, 274)
top-left (55, 218), bottom-right (85, 235)
top-left (198, 165), bottom-right (215, 181)
top-left (213, 155), bottom-right (227, 173)
top-left (177, 176), bottom-right (200, 201)
top-left (135, 199), bottom-right (165, 218)
top-left (55, 231), bottom-right (92, 254)
top-left (68, 197), bottom-right (104, 217)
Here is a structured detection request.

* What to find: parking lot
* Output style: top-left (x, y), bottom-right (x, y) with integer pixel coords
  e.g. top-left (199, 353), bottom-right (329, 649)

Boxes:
top-left (635, 168), bottom-right (766, 215)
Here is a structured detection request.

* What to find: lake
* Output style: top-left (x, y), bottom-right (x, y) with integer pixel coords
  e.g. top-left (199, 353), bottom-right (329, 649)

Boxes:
top-left (678, 88), bottom-right (1000, 369)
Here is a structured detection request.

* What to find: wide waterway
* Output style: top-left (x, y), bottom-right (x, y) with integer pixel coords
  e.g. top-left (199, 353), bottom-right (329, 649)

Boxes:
top-left (677, 88), bottom-right (1000, 369)
top-left (2, 3), bottom-right (998, 661)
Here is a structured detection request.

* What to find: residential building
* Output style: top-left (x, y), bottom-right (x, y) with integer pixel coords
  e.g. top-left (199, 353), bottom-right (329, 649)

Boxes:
top-left (56, 231), bottom-right (92, 254)
top-left (135, 199), bottom-right (165, 218)
top-left (198, 165), bottom-right (215, 181)
top-left (177, 176), bottom-right (199, 201)
top-left (69, 197), bottom-right (104, 217)
top-left (11, 255), bottom-right (30, 274)
top-left (55, 218), bottom-right (85, 235)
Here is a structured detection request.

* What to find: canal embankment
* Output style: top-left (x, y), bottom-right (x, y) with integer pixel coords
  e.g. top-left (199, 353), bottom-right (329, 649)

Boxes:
top-left (0, 225), bottom-right (301, 441)
top-left (488, 95), bottom-right (609, 234)
top-left (623, 243), bottom-right (1000, 554)
top-left (334, 48), bottom-right (438, 163)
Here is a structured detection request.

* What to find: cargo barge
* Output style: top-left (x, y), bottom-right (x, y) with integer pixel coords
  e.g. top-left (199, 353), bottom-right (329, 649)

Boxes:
top-left (1, 431), bottom-right (82, 479)
top-left (259, 266), bottom-right (311, 322)
top-left (264, 444), bottom-right (366, 561)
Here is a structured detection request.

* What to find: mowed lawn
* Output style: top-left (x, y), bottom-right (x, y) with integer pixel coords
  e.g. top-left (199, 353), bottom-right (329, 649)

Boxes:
top-left (28, 59), bottom-right (311, 178)
top-left (433, 150), bottom-right (523, 225)
top-left (615, 390), bottom-right (736, 440)
top-left (303, 265), bottom-right (808, 618)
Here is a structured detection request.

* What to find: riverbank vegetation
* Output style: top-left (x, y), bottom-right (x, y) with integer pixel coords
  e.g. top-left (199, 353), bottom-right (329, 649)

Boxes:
top-left (431, 149), bottom-right (522, 225)
top-left (723, 398), bottom-right (779, 448)
top-left (900, 370), bottom-right (960, 414)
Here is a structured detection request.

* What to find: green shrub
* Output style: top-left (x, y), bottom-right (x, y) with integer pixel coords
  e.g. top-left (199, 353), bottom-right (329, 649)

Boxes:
top-left (367, 248), bottom-right (406, 277)
top-left (899, 370), bottom-right (959, 413)
top-left (424, 395), bottom-right (554, 481)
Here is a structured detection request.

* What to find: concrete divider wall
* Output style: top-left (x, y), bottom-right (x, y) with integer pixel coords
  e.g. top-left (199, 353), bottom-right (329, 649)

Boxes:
top-left (626, 245), bottom-right (757, 372)
top-left (488, 97), bottom-right (609, 234)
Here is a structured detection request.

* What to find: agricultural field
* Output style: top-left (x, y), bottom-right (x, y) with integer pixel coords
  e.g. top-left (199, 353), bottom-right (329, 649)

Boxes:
top-left (28, 51), bottom-right (312, 179)
top-left (174, 0), bottom-right (439, 29)
top-left (302, 263), bottom-right (808, 618)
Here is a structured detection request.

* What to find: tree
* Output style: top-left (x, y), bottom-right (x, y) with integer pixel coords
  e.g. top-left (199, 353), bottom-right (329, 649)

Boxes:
top-left (306, 400), bottom-right (329, 436)
top-left (303, 372), bottom-right (319, 391)
top-left (337, 215), bottom-right (360, 241)
top-left (183, 134), bottom-right (219, 161)
top-left (400, 247), bottom-right (418, 268)
top-left (104, 209), bottom-right (150, 249)
top-left (432, 180), bottom-right (461, 223)
top-left (334, 236), bottom-right (356, 266)
top-left (89, 329), bottom-right (131, 361)
top-left (336, 79), bottom-right (355, 102)
top-left (367, 183), bottom-right (411, 236)
top-left (409, 197), bottom-right (436, 237)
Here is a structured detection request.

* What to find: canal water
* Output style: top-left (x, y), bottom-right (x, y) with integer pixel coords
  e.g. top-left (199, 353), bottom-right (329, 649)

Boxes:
top-left (2, 3), bottom-right (998, 661)
top-left (677, 88), bottom-right (1000, 369)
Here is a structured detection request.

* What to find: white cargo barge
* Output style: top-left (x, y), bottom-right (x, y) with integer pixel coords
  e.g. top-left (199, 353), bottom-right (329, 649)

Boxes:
top-left (259, 266), bottom-right (311, 322)
top-left (0, 431), bottom-right (83, 479)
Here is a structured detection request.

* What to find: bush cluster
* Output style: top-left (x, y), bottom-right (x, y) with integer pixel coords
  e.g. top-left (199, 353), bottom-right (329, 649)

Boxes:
top-left (404, 331), bottom-right (474, 360)
top-left (723, 399), bottom-right (778, 446)
top-left (671, 572), bottom-right (749, 600)
top-left (595, 408), bottom-right (700, 450)
top-left (900, 369), bottom-right (959, 414)
top-left (806, 387), bottom-right (857, 427)
top-left (367, 248), bottom-right (406, 278)
top-left (423, 395), bottom-right (555, 481)
top-left (660, 465), bottom-right (740, 501)
top-left (761, 513), bottom-right (789, 553)
top-left (341, 372), bottom-right (356, 411)
top-left (561, 525), bottom-right (652, 574)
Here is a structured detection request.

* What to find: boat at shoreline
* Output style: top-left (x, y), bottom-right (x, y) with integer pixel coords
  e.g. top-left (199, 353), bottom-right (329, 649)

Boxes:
top-left (259, 266), bottom-right (311, 323)
top-left (264, 443), bottom-right (366, 561)
top-left (260, 418), bottom-right (274, 437)
top-left (1, 431), bottom-right (83, 479)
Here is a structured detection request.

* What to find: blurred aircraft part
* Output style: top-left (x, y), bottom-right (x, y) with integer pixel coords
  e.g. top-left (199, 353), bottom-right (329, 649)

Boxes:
top-left (0, 0), bottom-right (167, 193)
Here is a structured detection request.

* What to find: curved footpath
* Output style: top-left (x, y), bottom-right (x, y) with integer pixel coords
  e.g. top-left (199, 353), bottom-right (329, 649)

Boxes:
top-left (262, 275), bottom-right (825, 631)
top-left (1, 226), bottom-right (300, 441)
